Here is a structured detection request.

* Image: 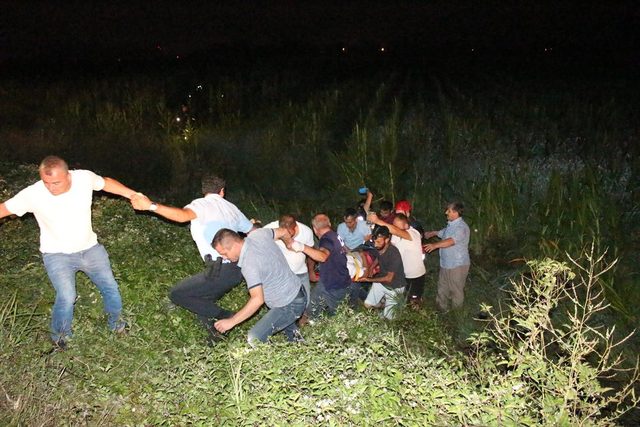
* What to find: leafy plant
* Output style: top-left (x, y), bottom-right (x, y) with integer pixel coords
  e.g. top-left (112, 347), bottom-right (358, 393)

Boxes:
top-left (470, 244), bottom-right (640, 425)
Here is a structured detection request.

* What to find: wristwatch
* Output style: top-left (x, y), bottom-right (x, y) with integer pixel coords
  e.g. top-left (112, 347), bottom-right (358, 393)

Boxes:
top-left (149, 203), bottom-right (158, 212)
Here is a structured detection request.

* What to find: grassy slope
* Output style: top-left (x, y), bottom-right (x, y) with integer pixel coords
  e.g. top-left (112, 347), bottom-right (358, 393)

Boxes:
top-left (1, 165), bottom-right (638, 425)
top-left (0, 169), bottom-right (527, 426)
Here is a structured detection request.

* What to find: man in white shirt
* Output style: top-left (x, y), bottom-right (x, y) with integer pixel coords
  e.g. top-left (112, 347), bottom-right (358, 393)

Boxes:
top-left (0, 156), bottom-right (138, 349)
top-left (263, 214), bottom-right (315, 306)
top-left (131, 174), bottom-right (255, 345)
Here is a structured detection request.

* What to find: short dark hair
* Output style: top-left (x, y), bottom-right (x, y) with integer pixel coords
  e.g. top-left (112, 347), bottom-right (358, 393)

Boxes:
top-left (379, 200), bottom-right (393, 212)
top-left (344, 207), bottom-right (357, 219)
top-left (279, 214), bottom-right (297, 229)
top-left (394, 212), bottom-right (408, 223)
top-left (212, 228), bottom-right (241, 248)
top-left (202, 174), bottom-right (226, 195)
top-left (448, 201), bottom-right (465, 216)
top-left (372, 225), bottom-right (390, 239)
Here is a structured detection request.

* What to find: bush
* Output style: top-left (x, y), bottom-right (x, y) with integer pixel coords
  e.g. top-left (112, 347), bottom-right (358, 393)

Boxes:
top-left (470, 245), bottom-right (640, 425)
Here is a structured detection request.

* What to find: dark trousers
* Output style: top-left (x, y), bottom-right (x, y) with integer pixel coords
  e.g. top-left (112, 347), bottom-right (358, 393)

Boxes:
top-left (406, 275), bottom-right (426, 300)
top-left (169, 261), bottom-right (243, 320)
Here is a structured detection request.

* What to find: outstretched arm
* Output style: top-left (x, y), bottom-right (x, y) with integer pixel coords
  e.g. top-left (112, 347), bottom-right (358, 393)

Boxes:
top-left (423, 238), bottom-right (455, 253)
top-left (214, 285), bottom-right (265, 333)
top-left (367, 212), bottom-right (411, 240)
top-left (0, 202), bottom-right (12, 220)
top-left (356, 270), bottom-right (394, 284)
top-left (130, 193), bottom-right (196, 223)
top-left (102, 177), bottom-right (138, 199)
top-left (362, 190), bottom-right (374, 214)
top-left (286, 240), bottom-right (330, 263)
top-left (424, 230), bottom-right (440, 239)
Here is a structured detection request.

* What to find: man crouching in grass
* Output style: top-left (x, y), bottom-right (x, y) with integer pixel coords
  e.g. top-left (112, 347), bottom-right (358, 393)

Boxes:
top-left (212, 228), bottom-right (306, 344)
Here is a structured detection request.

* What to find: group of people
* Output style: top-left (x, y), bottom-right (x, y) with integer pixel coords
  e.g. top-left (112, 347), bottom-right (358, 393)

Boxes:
top-left (0, 156), bottom-right (470, 349)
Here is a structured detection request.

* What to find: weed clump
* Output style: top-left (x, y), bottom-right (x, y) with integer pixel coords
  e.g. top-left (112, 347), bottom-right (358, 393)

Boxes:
top-left (470, 245), bottom-right (640, 425)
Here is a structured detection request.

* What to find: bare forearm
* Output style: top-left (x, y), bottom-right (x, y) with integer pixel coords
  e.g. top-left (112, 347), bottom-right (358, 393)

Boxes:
top-left (360, 271), bottom-right (393, 284)
top-left (227, 294), bottom-right (264, 327)
top-left (302, 245), bottom-right (329, 263)
top-left (383, 221), bottom-right (411, 240)
top-left (102, 177), bottom-right (137, 199)
top-left (435, 238), bottom-right (455, 249)
top-left (152, 203), bottom-right (196, 223)
top-left (131, 193), bottom-right (196, 223)
top-left (0, 203), bottom-right (12, 220)
top-left (423, 237), bottom-right (455, 253)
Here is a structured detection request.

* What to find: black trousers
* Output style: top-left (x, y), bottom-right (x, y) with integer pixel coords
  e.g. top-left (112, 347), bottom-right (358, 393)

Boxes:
top-left (169, 260), bottom-right (243, 320)
top-left (406, 274), bottom-right (426, 300)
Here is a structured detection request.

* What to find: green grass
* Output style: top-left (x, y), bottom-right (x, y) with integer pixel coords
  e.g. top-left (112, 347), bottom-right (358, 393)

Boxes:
top-left (1, 189), bottom-right (638, 425)
top-left (1, 68), bottom-right (640, 424)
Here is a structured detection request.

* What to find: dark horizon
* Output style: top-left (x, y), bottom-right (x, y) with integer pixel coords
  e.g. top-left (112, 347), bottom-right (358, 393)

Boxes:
top-left (2, 1), bottom-right (637, 71)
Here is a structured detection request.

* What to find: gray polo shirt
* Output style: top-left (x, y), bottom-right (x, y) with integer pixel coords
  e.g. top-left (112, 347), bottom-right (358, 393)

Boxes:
top-left (238, 228), bottom-right (301, 308)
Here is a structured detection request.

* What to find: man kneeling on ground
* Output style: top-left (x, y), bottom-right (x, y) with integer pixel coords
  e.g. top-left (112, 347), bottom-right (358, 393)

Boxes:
top-left (212, 228), bottom-right (306, 344)
top-left (354, 226), bottom-right (406, 319)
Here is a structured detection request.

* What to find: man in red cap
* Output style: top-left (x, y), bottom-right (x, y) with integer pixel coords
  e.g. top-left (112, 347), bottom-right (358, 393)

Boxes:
top-left (395, 200), bottom-right (425, 236)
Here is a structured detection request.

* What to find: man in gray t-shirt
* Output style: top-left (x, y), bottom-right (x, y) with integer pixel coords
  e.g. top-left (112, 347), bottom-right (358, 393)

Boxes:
top-left (211, 228), bottom-right (306, 344)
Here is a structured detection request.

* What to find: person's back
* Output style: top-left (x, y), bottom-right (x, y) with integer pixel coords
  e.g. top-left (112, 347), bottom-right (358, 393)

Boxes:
top-left (186, 176), bottom-right (253, 260)
top-left (318, 228), bottom-right (350, 290)
top-left (239, 228), bottom-right (301, 308)
top-left (304, 213), bottom-right (352, 319)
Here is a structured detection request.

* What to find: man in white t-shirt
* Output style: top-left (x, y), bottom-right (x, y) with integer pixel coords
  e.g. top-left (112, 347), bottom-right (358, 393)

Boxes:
top-left (0, 156), bottom-right (138, 349)
top-left (130, 174), bottom-right (255, 345)
top-left (368, 211), bottom-right (427, 307)
top-left (263, 214), bottom-right (315, 306)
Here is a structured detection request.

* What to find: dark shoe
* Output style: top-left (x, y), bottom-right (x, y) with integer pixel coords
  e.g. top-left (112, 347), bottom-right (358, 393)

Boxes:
top-left (114, 321), bottom-right (129, 334)
top-left (291, 330), bottom-right (305, 343)
top-left (52, 339), bottom-right (67, 351)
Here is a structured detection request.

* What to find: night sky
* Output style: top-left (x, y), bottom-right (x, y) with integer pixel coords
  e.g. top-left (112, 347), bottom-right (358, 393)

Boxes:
top-left (2, 1), bottom-right (638, 66)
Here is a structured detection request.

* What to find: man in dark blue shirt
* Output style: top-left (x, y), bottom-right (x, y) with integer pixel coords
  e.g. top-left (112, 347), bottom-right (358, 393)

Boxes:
top-left (289, 213), bottom-right (351, 319)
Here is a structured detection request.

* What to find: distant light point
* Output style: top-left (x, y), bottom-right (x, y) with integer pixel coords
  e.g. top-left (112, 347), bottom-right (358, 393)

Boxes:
top-left (380, 47), bottom-right (385, 52)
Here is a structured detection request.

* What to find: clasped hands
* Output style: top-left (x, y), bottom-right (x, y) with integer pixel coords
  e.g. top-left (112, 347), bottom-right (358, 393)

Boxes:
top-left (130, 192), bottom-right (152, 210)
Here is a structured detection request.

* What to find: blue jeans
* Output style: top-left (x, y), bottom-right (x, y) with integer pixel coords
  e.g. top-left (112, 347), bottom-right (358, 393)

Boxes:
top-left (42, 244), bottom-right (123, 342)
top-left (308, 280), bottom-right (349, 318)
top-left (297, 272), bottom-right (311, 308)
top-left (247, 286), bottom-right (306, 344)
